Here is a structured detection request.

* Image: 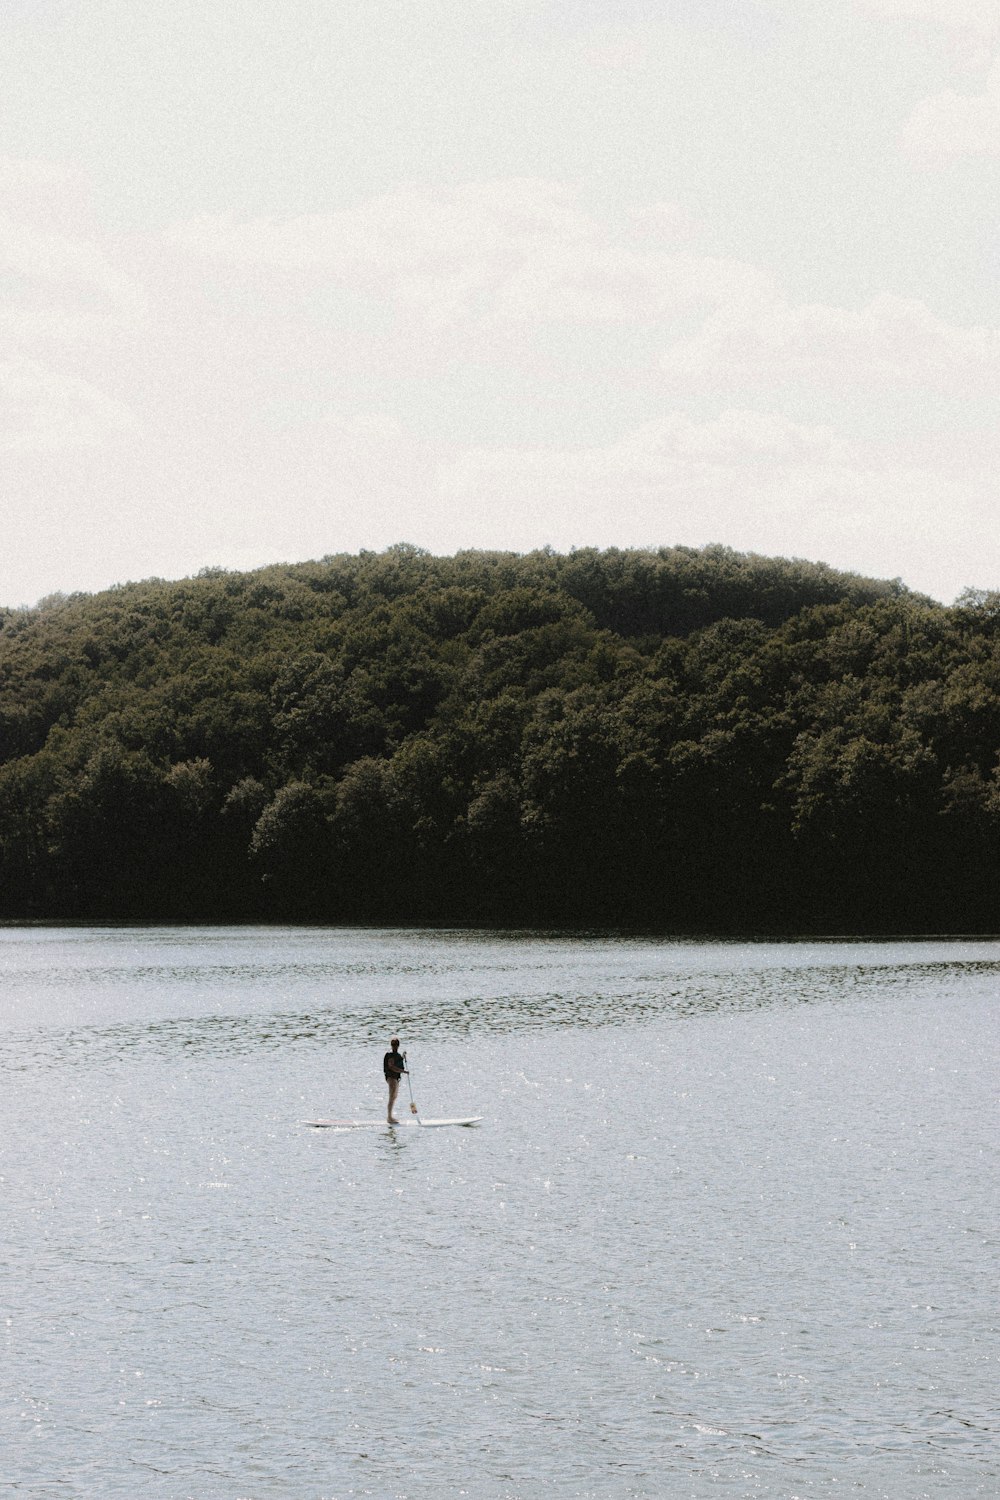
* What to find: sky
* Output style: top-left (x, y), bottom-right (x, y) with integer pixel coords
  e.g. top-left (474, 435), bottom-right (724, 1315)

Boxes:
top-left (2, 0), bottom-right (998, 608)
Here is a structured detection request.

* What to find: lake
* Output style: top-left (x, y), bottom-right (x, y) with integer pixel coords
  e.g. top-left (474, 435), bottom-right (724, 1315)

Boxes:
top-left (1, 927), bottom-right (997, 1499)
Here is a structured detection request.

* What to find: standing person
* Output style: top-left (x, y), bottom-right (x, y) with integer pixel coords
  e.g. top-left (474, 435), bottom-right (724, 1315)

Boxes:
top-left (383, 1036), bottom-right (406, 1123)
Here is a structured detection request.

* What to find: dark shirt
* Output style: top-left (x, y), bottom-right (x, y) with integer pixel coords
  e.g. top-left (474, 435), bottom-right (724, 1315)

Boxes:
top-left (383, 1048), bottom-right (405, 1080)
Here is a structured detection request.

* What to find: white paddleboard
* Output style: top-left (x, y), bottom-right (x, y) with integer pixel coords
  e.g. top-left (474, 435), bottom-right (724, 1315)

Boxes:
top-left (304, 1116), bottom-right (482, 1129)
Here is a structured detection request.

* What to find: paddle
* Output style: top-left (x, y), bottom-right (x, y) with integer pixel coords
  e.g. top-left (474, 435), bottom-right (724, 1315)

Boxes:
top-left (404, 1052), bottom-right (418, 1115)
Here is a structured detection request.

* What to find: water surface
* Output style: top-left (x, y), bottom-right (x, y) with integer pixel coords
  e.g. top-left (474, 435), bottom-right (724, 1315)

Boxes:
top-left (1, 928), bottom-right (997, 1498)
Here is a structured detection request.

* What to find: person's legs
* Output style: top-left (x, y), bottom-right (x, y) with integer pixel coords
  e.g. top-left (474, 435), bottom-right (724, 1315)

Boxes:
top-left (387, 1075), bottom-right (400, 1122)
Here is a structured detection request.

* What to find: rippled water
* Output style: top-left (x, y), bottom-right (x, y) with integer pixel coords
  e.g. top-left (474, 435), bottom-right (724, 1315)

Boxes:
top-left (1, 927), bottom-right (997, 1499)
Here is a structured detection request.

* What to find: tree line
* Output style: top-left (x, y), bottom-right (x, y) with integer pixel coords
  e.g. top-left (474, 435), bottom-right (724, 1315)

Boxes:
top-left (2, 542), bottom-right (998, 931)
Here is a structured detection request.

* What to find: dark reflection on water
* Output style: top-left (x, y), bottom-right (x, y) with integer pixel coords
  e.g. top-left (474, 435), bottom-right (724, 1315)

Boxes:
top-left (15, 958), bottom-right (500, 987)
top-left (3, 956), bottom-right (999, 1070)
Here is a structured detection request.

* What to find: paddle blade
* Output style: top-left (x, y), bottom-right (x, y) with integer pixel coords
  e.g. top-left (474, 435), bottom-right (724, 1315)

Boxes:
top-left (410, 1101), bottom-right (418, 1114)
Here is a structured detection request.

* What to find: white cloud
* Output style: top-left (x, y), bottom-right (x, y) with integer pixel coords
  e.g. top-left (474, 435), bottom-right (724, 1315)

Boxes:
top-left (901, 55), bottom-right (1000, 156)
top-left (168, 180), bottom-right (768, 330)
top-left (0, 156), bottom-right (80, 197)
top-left (1, 7), bottom-right (997, 615)
top-left (659, 293), bottom-right (1000, 388)
top-left (853, 0), bottom-right (999, 38)
top-left (438, 410), bottom-right (847, 505)
top-left (0, 212), bottom-right (141, 312)
top-left (172, 179), bottom-right (594, 270)
top-left (430, 409), bottom-right (995, 601)
top-left (0, 357), bottom-right (139, 453)
top-left (644, 410), bottom-right (846, 466)
top-left (0, 162), bottom-right (146, 455)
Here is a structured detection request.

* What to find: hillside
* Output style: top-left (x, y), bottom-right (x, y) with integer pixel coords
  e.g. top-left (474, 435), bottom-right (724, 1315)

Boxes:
top-left (2, 543), bottom-right (997, 930)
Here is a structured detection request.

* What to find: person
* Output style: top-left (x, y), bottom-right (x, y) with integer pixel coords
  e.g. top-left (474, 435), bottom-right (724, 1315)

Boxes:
top-left (383, 1036), bottom-right (407, 1123)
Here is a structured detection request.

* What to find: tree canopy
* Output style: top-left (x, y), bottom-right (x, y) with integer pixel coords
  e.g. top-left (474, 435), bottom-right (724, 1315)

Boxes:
top-left (1, 544), bottom-right (996, 931)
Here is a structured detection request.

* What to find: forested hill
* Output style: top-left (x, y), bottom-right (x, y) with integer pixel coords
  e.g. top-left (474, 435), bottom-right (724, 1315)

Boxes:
top-left (2, 543), bottom-right (998, 931)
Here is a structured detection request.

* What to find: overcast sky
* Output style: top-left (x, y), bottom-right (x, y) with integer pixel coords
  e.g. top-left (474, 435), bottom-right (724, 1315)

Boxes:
top-left (2, 0), bottom-right (998, 607)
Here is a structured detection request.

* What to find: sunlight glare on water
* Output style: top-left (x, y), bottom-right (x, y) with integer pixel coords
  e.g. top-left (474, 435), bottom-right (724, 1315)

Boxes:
top-left (1, 927), bottom-right (997, 1498)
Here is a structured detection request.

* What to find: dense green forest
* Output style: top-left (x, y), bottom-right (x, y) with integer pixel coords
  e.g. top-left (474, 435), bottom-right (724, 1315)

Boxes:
top-left (2, 543), bottom-right (999, 931)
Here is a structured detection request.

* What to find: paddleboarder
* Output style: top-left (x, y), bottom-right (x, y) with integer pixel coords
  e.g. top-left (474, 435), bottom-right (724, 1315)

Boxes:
top-left (383, 1036), bottom-right (407, 1123)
